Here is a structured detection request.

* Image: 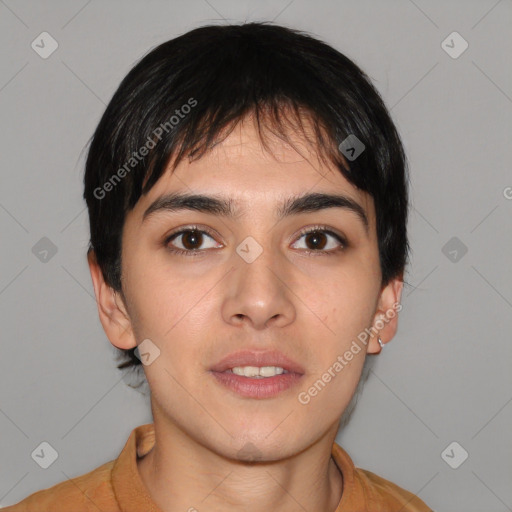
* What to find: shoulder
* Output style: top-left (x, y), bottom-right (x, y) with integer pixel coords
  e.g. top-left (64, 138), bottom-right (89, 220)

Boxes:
top-left (1, 460), bottom-right (118, 512)
top-left (353, 467), bottom-right (432, 511)
top-left (331, 442), bottom-right (432, 511)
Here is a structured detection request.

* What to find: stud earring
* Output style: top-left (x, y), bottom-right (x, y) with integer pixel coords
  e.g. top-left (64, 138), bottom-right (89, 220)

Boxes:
top-left (378, 337), bottom-right (385, 349)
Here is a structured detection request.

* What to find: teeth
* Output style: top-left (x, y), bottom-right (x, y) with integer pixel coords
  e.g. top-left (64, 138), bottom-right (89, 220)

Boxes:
top-left (231, 366), bottom-right (286, 378)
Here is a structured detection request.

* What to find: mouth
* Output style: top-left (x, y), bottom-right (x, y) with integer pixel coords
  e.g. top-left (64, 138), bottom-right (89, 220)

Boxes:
top-left (224, 366), bottom-right (290, 378)
top-left (209, 349), bottom-right (305, 375)
top-left (209, 350), bottom-right (305, 399)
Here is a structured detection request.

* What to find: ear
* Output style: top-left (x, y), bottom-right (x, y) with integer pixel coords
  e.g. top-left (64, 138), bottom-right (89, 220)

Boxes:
top-left (87, 250), bottom-right (137, 350)
top-left (366, 275), bottom-right (404, 354)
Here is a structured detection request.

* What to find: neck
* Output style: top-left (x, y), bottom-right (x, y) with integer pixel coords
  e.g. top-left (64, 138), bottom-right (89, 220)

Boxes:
top-left (137, 413), bottom-right (343, 512)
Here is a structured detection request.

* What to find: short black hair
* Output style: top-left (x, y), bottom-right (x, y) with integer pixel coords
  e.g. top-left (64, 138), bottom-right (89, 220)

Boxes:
top-left (83, 21), bottom-right (410, 374)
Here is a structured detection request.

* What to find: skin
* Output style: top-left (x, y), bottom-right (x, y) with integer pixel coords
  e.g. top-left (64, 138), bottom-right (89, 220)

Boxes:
top-left (88, 115), bottom-right (403, 512)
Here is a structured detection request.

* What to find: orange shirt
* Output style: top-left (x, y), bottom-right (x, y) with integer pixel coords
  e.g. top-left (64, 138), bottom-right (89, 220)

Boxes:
top-left (2, 423), bottom-right (431, 511)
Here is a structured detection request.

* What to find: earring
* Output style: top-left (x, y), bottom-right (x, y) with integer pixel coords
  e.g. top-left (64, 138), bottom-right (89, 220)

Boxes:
top-left (378, 337), bottom-right (385, 349)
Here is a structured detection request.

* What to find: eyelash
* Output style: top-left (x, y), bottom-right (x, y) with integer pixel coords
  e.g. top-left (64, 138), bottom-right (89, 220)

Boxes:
top-left (164, 224), bottom-right (348, 257)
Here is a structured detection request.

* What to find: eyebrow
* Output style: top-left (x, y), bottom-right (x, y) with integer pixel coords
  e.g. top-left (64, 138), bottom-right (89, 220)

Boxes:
top-left (142, 191), bottom-right (369, 233)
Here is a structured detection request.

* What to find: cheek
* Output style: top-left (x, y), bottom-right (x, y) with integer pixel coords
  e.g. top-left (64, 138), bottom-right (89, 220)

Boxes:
top-left (122, 255), bottom-right (215, 348)
top-left (309, 269), bottom-right (378, 346)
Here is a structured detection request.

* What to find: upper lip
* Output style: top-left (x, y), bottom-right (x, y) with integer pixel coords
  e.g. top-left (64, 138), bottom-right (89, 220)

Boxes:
top-left (210, 350), bottom-right (305, 375)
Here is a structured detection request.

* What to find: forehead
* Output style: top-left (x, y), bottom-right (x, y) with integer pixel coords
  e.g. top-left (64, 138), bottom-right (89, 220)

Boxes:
top-left (134, 117), bottom-right (375, 226)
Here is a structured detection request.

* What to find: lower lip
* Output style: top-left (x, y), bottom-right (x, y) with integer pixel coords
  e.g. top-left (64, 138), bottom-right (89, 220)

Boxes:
top-left (210, 371), bottom-right (303, 399)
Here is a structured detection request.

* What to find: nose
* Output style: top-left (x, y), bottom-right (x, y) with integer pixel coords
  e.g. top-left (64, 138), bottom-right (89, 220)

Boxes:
top-left (221, 246), bottom-right (296, 330)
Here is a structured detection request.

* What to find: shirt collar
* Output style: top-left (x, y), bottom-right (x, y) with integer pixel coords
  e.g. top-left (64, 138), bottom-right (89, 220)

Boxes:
top-left (111, 423), bottom-right (163, 512)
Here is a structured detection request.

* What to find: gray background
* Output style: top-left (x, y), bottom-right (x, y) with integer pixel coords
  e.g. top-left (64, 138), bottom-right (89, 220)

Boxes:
top-left (0, 0), bottom-right (511, 510)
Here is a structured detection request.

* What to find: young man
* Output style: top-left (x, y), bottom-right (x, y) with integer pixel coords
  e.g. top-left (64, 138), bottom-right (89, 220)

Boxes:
top-left (5, 22), bottom-right (432, 511)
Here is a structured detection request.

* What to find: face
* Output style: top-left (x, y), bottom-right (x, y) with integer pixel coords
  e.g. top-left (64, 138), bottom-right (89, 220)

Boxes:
top-left (90, 116), bottom-right (402, 461)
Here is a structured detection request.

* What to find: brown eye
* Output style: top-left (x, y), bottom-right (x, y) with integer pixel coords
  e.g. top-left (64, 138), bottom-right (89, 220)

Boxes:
top-left (291, 227), bottom-right (347, 255)
top-left (179, 230), bottom-right (203, 250)
top-left (304, 232), bottom-right (328, 250)
top-left (165, 227), bottom-right (221, 256)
